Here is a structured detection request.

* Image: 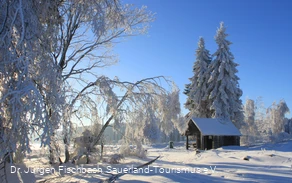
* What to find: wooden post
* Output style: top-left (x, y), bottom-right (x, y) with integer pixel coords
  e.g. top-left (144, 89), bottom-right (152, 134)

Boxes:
top-left (201, 135), bottom-right (204, 150)
top-left (186, 135), bottom-right (189, 150)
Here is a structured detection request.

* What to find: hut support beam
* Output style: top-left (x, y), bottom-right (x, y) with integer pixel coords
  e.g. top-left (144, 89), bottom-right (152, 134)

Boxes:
top-left (186, 135), bottom-right (189, 150)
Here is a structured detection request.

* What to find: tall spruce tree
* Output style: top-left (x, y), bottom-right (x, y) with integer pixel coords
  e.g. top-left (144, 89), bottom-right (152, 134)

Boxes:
top-left (184, 37), bottom-right (212, 117)
top-left (206, 22), bottom-right (244, 128)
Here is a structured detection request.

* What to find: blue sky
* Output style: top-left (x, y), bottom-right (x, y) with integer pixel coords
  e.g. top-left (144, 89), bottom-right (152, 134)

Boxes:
top-left (102, 0), bottom-right (292, 116)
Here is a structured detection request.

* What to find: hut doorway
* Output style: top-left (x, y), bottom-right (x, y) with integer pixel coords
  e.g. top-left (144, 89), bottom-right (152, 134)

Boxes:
top-left (206, 136), bottom-right (213, 149)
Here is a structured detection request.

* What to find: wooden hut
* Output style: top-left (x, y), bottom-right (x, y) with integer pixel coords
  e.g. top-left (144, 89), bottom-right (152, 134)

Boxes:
top-left (185, 117), bottom-right (241, 150)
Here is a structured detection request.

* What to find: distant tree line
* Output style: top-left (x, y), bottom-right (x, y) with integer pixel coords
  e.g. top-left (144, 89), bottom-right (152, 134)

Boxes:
top-left (244, 97), bottom-right (290, 145)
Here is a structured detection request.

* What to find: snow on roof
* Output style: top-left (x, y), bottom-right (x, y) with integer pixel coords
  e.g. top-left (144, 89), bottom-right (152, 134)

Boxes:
top-left (191, 117), bottom-right (241, 136)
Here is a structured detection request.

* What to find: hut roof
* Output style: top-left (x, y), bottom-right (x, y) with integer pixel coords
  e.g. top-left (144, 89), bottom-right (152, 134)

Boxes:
top-left (190, 117), bottom-right (241, 136)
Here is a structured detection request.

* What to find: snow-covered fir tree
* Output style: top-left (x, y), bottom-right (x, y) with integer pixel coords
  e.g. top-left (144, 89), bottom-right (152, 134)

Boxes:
top-left (206, 22), bottom-right (244, 128)
top-left (184, 37), bottom-right (212, 117)
top-left (183, 83), bottom-right (191, 108)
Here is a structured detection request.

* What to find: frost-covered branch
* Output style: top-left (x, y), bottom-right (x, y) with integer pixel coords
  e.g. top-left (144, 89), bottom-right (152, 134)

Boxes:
top-left (0, 0), bottom-right (63, 163)
top-left (54, 0), bottom-right (154, 81)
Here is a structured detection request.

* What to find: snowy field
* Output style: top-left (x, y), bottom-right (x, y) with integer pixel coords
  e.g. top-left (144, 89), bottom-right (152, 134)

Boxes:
top-left (5, 141), bottom-right (292, 183)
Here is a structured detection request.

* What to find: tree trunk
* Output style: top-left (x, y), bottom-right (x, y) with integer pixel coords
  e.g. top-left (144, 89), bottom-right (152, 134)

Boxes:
top-left (63, 137), bottom-right (70, 163)
top-left (100, 142), bottom-right (104, 161)
top-left (186, 135), bottom-right (189, 150)
top-left (64, 146), bottom-right (70, 163)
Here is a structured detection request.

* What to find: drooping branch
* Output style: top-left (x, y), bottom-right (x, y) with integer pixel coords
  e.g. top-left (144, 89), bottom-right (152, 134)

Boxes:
top-left (90, 76), bottom-right (169, 147)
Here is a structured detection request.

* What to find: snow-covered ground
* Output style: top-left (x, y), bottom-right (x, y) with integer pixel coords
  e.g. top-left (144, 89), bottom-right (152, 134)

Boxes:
top-left (5, 141), bottom-right (292, 183)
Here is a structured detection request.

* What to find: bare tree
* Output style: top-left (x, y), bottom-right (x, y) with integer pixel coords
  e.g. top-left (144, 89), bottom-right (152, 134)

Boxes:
top-left (243, 98), bottom-right (258, 145)
top-left (267, 100), bottom-right (290, 135)
top-left (49, 0), bottom-right (155, 163)
top-left (1, 0), bottom-right (180, 167)
top-left (72, 76), bottom-right (181, 162)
